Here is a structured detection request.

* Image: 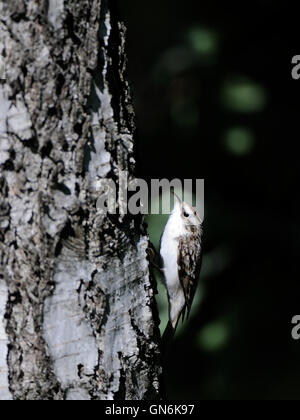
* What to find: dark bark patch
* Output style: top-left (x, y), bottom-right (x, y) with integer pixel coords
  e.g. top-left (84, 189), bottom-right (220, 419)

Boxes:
top-left (114, 355), bottom-right (126, 400)
top-left (77, 364), bottom-right (84, 379)
top-left (3, 160), bottom-right (14, 171)
top-left (40, 141), bottom-right (53, 159)
top-left (23, 136), bottom-right (39, 154)
top-left (74, 122), bottom-right (83, 137)
top-left (65, 12), bottom-right (81, 46)
top-left (47, 107), bottom-right (57, 117)
top-left (53, 183), bottom-right (72, 195)
top-left (56, 73), bottom-right (66, 96)
top-left (9, 290), bottom-right (22, 305)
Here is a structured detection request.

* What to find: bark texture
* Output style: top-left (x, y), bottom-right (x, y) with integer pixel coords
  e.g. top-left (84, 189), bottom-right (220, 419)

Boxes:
top-left (0, 0), bottom-right (162, 400)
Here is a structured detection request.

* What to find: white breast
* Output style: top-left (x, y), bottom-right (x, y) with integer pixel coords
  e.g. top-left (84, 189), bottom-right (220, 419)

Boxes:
top-left (160, 209), bottom-right (186, 327)
top-left (160, 209), bottom-right (185, 294)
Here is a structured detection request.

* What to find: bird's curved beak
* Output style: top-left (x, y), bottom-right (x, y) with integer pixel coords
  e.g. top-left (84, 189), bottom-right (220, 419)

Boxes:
top-left (171, 191), bottom-right (182, 205)
top-left (196, 214), bottom-right (203, 225)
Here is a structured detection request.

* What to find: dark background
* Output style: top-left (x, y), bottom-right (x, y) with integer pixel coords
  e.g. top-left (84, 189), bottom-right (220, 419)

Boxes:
top-left (119, 1), bottom-right (298, 400)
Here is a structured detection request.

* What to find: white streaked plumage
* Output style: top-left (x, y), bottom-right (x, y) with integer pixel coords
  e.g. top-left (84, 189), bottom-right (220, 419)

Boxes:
top-left (160, 193), bottom-right (203, 330)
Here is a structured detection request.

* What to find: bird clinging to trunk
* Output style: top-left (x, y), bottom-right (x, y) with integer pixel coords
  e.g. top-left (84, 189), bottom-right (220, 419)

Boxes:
top-left (160, 192), bottom-right (203, 341)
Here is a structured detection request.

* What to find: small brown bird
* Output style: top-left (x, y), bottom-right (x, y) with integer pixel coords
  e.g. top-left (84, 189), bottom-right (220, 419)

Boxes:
top-left (160, 192), bottom-right (203, 341)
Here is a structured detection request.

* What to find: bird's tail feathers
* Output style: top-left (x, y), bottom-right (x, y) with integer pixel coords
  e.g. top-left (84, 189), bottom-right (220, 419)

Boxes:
top-left (161, 320), bottom-right (176, 358)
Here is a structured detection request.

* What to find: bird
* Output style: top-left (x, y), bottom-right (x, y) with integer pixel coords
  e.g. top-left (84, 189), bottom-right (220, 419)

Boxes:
top-left (159, 192), bottom-right (203, 345)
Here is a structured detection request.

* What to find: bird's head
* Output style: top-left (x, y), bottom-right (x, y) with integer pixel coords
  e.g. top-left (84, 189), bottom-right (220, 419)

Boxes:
top-left (172, 192), bottom-right (202, 229)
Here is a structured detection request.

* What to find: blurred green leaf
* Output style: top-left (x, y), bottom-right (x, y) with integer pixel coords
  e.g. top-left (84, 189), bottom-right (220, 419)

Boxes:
top-left (197, 321), bottom-right (230, 352)
top-left (223, 127), bottom-right (255, 155)
top-left (155, 46), bottom-right (195, 77)
top-left (201, 246), bottom-right (232, 278)
top-left (187, 27), bottom-right (218, 57)
top-left (222, 78), bottom-right (267, 113)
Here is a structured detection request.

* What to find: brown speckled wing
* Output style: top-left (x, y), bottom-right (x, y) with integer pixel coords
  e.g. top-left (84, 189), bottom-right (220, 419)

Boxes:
top-left (177, 231), bottom-right (202, 321)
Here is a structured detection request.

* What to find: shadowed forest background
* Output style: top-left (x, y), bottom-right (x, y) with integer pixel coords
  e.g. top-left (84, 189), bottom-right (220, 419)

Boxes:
top-left (120, 1), bottom-right (298, 400)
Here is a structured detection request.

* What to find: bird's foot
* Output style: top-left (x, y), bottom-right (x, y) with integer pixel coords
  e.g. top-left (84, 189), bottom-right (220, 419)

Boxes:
top-left (146, 246), bottom-right (163, 273)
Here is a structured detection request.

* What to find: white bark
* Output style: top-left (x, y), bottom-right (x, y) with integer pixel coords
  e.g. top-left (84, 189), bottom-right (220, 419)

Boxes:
top-left (0, 0), bottom-right (162, 400)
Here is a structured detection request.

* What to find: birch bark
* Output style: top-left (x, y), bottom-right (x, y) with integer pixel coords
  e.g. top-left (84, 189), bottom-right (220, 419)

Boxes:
top-left (0, 0), bottom-right (162, 400)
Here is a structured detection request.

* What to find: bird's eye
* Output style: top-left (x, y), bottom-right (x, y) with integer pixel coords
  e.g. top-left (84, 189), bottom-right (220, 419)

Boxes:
top-left (183, 211), bottom-right (189, 218)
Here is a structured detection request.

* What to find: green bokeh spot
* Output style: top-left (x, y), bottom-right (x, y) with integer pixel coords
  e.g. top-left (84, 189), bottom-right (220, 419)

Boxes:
top-left (197, 321), bottom-right (230, 352)
top-left (188, 27), bottom-right (218, 56)
top-left (222, 79), bottom-right (267, 113)
top-left (224, 127), bottom-right (255, 155)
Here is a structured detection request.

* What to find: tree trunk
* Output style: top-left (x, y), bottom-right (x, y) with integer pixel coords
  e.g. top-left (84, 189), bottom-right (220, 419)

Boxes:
top-left (0, 0), bottom-right (162, 400)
